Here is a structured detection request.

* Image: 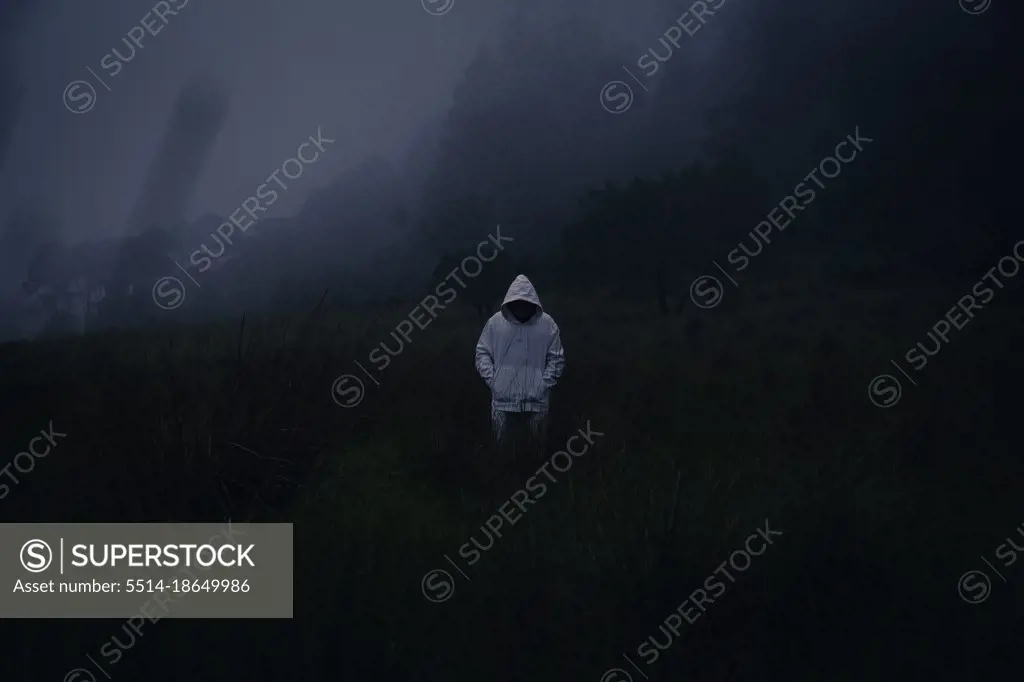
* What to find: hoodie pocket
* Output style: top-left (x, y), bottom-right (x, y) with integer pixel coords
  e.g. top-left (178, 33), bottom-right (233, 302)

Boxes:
top-left (490, 366), bottom-right (516, 402)
top-left (526, 368), bottom-right (549, 402)
top-left (491, 366), bottom-right (547, 404)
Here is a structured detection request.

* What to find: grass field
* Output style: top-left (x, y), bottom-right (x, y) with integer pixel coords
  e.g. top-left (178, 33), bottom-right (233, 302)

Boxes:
top-left (2, 272), bottom-right (1023, 681)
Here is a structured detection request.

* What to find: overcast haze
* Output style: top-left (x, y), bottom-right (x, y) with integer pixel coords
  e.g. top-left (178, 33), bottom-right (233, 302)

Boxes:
top-left (0, 0), bottom-right (1013, 336)
top-left (3, 0), bottom-right (508, 238)
top-left (2, 0), bottom-right (749, 244)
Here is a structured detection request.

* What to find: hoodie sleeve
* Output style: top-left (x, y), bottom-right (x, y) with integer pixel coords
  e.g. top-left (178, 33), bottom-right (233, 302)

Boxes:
top-left (542, 322), bottom-right (565, 388)
top-left (475, 318), bottom-right (496, 384)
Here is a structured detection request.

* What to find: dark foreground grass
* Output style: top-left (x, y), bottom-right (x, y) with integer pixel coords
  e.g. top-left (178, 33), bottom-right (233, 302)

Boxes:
top-left (2, 280), bottom-right (1023, 681)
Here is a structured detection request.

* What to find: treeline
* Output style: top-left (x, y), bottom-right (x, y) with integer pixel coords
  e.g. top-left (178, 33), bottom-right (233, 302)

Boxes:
top-left (2, 0), bottom-right (1015, 333)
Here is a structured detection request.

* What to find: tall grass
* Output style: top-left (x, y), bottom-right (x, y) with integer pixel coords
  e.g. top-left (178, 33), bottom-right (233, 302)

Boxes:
top-left (2, 281), bottom-right (1023, 681)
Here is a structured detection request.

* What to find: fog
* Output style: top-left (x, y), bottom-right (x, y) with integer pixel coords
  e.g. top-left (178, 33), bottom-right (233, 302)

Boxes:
top-left (0, 0), bottom-right (1014, 338)
top-left (2, 0), bottom-right (511, 233)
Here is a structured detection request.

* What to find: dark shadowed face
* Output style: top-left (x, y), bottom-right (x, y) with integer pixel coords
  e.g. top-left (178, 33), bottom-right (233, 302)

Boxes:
top-left (507, 300), bottom-right (537, 323)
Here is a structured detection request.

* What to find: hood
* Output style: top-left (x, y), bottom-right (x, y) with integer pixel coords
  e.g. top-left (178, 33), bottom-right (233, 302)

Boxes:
top-left (501, 274), bottom-right (543, 322)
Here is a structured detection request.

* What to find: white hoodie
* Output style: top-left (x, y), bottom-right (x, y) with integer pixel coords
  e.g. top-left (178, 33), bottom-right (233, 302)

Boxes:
top-left (475, 275), bottom-right (565, 412)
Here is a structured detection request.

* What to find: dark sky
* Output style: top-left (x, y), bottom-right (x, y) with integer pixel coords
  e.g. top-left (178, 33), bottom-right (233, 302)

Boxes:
top-left (1, 0), bottom-right (519, 240)
top-left (1, 0), bottom-right (729, 244)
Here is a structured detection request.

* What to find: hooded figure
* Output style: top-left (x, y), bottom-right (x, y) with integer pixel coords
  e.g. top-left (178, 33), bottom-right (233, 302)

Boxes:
top-left (475, 274), bottom-right (565, 442)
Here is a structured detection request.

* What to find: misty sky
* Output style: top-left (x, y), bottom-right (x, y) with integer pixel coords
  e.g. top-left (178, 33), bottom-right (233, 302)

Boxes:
top-left (2, 0), bottom-right (516, 241)
top-left (1, 0), bottom-right (686, 245)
